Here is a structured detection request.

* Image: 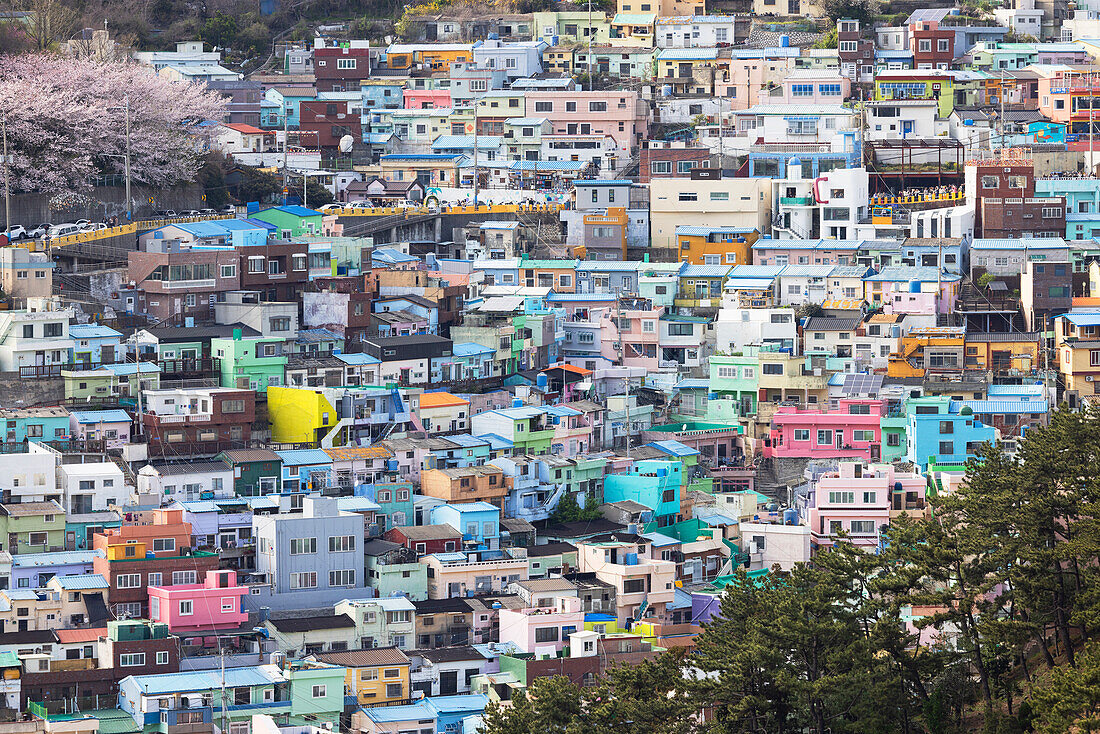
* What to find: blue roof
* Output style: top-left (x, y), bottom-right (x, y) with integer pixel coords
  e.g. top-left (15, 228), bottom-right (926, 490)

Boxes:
top-left (165, 220), bottom-right (233, 237)
top-left (243, 217), bottom-right (278, 231)
top-left (674, 379), bottom-right (710, 390)
top-left (452, 342), bottom-right (494, 357)
top-left (694, 509), bottom-right (740, 526)
top-left (547, 293), bottom-right (617, 302)
top-left (363, 702), bottom-right (436, 723)
top-left (437, 500), bottom-right (499, 513)
top-left (509, 160), bottom-right (589, 172)
top-left (676, 225), bottom-right (757, 236)
top-left (424, 694), bottom-right (489, 715)
top-left (373, 248), bottom-right (420, 264)
top-left (643, 531), bottom-right (680, 547)
top-left (864, 266), bottom-right (961, 282)
top-left (575, 179), bottom-right (634, 186)
top-left (216, 218), bottom-right (267, 231)
top-left (443, 433), bottom-right (490, 448)
top-left (337, 496), bottom-right (383, 512)
top-left (485, 406), bottom-right (546, 419)
top-left (476, 433), bottom-right (513, 449)
top-left (54, 574), bottom-right (109, 590)
top-left (1063, 312), bottom-right (1100, 326)
top-left (275, 448), bottom-right (332, 465)
top-left (647, 439), bottom-right (700, 457)
top-left (678, 264), bottom-right (733, 278)
top-left (178, 501), bottom-right (221, 513)
top-left (69, 324), bottom-right (123, 339)
top-left (12, 550), bottom-right (100, 567)
top-left (336, 353), bottom-right (382, 366)
top-left (988, 383), bottom-right (1046, 396)
top-left (69, 409), bottom-right (132, 424)
top-left (544, 405), bottom-right (582, 417)
top-left (100, 362), bottom-right (161, 375)
top-left (124, 666), bottom-right (284, 695)
top-left (380, 153), bottom-right (464, 160)
top-left (876, 49), bottom-right (914, 58)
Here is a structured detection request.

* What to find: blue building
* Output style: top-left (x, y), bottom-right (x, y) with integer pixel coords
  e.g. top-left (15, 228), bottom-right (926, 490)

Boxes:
top-left (602, 459), bottom-right (682, 526)
top-left (904, 396), bottom-right (997, 469)
top-left (275, 448), bottom-right (334, 493)
top-left (216, 218), bottom-right (271, 247)
top-left (430, 501), bottom-right (501, 550)
top-left (0, 406), bottom-right (71, 443)
top-left (424, 693), bottom-right (489, 734)
top-left (69, 324), bottom-right (124, 364)
top-left (1035, 177), bottom-right (1100, 241)
top-left (11, 549), bottom-right (99, 589)
top-left (354, 479), bottom-right (415, 530)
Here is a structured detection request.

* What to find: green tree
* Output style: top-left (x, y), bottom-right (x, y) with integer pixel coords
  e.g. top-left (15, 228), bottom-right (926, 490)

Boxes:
top-left (201, 11), bottom-right (239, 49)
top-left (813, 28), bottom-right (838, 49)
top-left (549, 491), bottom-right (603, 524)
top-left (1031, 641), bottom-right (1100, 733)
top-left (287, 177), bottom-right (335, 207)
top-left (480, 676), bottom-right (585, 734)
top-left (822, 0), bottom-right (879, 26)
top-left (237, 165), bottom-right (281, 205)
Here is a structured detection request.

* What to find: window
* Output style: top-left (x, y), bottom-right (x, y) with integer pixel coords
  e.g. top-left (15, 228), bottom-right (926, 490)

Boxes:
top-left (179, 600), bottom-right (194, 616)
top-left (939, 421), bottom-right (954, 434)
top-left (290, 537), bottom-right (317, 555)
top-left (330, 535), bottom-right (356, 552)
top-left (848, 404), bottom-right (870, 415)
top-left (534, 627), bottom-right (560, 642)
top-left (919, 39), bottom-right (931, 52)
top-left (222, 399), bottom-right (245, 413)
top-left (117, 574), bottom-right (141, 589)
top-left (939, 441), bottom-right (954, 455)
top-left (534, 101), bottom-right (553, 112)
top-left (172, 570), bottom-right (197, 585)
top-left (791, 83), bottom-right (813, 97)
top-left (677, 192), bottom-right (698, 202)
top-left (862, 491), bottom-right (876, 504)
top-left (677, 160), bottom-right (696, 174)
top-left (623, 578), bottom-right (646, 593)
top-left (710, 191), bottom-right (729, 201)
top-left (850, 520), bottom-right (875, 534)
top-left (589, 101), bottom-right (607, 112)
top-left (312, 685), bottom-right (327, 698)
top-left (1043, 206), bottom-right (1062, 218)
top-left (938, 39), bottom-right (949, 52)
top-left (120, 653), bottom-right (145, 666)
top-left (828, 491), bottom-right (855, 504)
top-left (148, 573), bottom-right (162, 587)
top-left (152, 538), bottom-right (175, 552)
top-left (651, 161), bottom-right (672, 174)
top-left (337, 58), bottom-right (356, 69)
top-left (248, 256), bottom-right (265, 273)
top-left (329, 569), bottom-right (356, 586)
top-left (794, 429), bottom-right (810, 441)
top-left (762, 363), bottom-right (783, 375)
top-left (668, 323), bottom-right (693, 336)
top-left (386, 683), bottom-right (403, 698)
top-left (222, 597), bottom-right (236, 612)
top-left (982, 175), bottom-right (998, 189)
top-left (819, 83), bottom-right (841, 96)
top-left (290, 572), bottom-right (318, 589)
top-left (157, 651), bottom-right (169, 665)
top-left (817, 429), bottom-right (833, 445)
top-left (221, 264), bottom-right (236, 278)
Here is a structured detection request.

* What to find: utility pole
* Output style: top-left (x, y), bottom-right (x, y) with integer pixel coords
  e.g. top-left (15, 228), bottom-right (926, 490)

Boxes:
top-left (2, 115), bottom-right (10, 236)
top-left (1091, 70), bottom-right (1096, 174)
top-left (615, 295), bottom-right (631, 459)
top-left (123, 97), bottom-right (132, 221)
top-left (587, 0), bottom-right (593, 92)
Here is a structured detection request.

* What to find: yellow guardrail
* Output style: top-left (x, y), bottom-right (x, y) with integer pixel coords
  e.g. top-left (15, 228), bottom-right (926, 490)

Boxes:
top-left (328, 202), bottom-right (564, 217)
top-left (870, 191), bottom-right (965, 206)
top-left (17, 214), bottom-right (237, 251)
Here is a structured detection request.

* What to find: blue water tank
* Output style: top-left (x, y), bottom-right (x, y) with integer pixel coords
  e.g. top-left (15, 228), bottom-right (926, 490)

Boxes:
top-left (536, 373), bottom-right (549, 388)
top-left (784, 508), bottom-right (798, 525)
top-left (512, 398), bottom-right (523, 408)
top-left (963, 119), bottom-right (974, 126)
top-left (624, 553), bottom-right (639, 565)
top-left (386, 459), bottom-right (399, 472)
top-left (780, 35), bottom-right (790, 47)
top-left (909, 280), bottom-right (921, 293)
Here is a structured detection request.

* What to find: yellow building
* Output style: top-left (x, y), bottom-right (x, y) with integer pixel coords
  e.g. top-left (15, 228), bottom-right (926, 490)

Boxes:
top-left (385, 43), bottom-right (473, 71)
top-left (649, 177), bottom-right (773, 253)
top-left (963, 332), bottom-right (1041, 374)
top-left (267, 386), bottom-right (337, 445)
top-left (311, 647), bottom-right (412, 706)
top-left (674, 225), bottom-right (759, 266)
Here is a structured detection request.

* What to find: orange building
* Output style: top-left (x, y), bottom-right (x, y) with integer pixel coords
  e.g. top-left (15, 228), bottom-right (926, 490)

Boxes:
top-left (674, 225), bottom-right (759, 266)
top-left (419, 466), bottom-right (509, 505)
top-left (92, 508), bottom-right (192, 558)
top-left (520, 259), bottom-right (580, 292)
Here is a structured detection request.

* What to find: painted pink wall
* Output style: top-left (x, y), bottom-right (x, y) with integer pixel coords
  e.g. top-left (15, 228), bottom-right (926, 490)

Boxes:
top-left (403, 89), bottom-right (452, 110)
top-left (768, 400), bottom-right (884, 460)
top-left (498, 599), bottom-right (584, 654)
top-left (148, 570), bottom-right (248, 632)
top-left (807, 463), bottom-right (927, 549)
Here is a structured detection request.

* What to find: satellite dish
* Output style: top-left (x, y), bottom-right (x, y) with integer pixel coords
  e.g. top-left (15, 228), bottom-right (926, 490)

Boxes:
top-left (339, 135), bottom-right (354, 153)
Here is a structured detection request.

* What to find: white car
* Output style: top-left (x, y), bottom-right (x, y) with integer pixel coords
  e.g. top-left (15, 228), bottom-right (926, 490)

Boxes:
top-left (319, 203), bottom-right (344, 212)
top-left (4, 226), bottom-right (28, 240)
top-left (47, 223), bottom-right (80, 237)
top-left (79, 222), bottom-right (106, 233)
top-left (74, 219), bottom-right (91, 227)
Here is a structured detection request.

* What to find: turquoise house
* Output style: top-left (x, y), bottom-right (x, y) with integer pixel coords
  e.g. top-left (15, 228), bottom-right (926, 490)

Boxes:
top-left (69, 324), bottom-right (124, 365)
top-left (603, 459), bottom-right (682, 526)
top-left (212, 334), bottom-right (288, 392)
top-left (275, 448), bottom-right (333, 494)
top-left (0, 406), bottom-right (72, 443)
top-left (355, 479), bottom-right (415, 531)
top-left (250, 205), bottom-right (325, 239)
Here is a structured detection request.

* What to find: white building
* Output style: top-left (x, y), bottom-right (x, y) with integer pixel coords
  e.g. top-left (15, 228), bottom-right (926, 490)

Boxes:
top-left (730, 105), bottom-right (858, 153)
top-left (772, 166), bottom-right (869, 241)
top-left (875, 26), bottom-right (909, 50)
top-left (655, 16), bottom-right (739, 47)
top-left (864, 100), bottom-right (946, 147)
top-left (0, 445), bottom-right (56, 503)
top-left (0, 303), bottom-right (75, 372)
top-left (994, 0), bottom-right (1044, 36)
top-left (472, 39), bottom-right (547, 79)
top-left (714, 306), bottom-right (797, 353)
top-left (739, 522), bottom-right (811, 571)
top-left (59, 462), bottom-right (127, 515)
top-left (136, 462), bottom-right (236, 503)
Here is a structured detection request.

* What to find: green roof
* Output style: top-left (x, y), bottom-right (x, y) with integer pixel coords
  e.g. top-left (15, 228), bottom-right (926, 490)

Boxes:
top-left (52, 709), bottom-right (140, 734)
top-left (648, 421), bottom-right (744, 434)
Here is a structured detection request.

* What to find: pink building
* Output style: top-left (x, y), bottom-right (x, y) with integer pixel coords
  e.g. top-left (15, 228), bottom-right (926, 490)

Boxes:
top-left (805, 461), bottom-right (927, 551)
top-left (866, 274), bottom-right (960, 316)
top-left (498, 596), bottom-right (584, 654)
top-left (606, 304), bottom-right (664, 371)
top-left (768, 399), bottom-right (885, 461)
top-left (575, 534), bottom-right (676, 624)
top-left (403, 89), bottom-right (452, 110)
top-left (69, 409), bottom-right (132, 449)
top-left (780, 71), bottom-right (851, 105)
top-left (147, 569), bottom-right (248, 632)
top-left (522, 91), bottom-right (648, 153)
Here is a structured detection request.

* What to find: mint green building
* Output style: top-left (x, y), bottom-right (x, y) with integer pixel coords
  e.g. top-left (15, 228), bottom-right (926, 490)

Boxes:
top-left (250, 205), bottom-right (325, 239)
top-left (212, 335), bottom-right (288, 392)
top-left (707, 354), bottom-right (759, 421)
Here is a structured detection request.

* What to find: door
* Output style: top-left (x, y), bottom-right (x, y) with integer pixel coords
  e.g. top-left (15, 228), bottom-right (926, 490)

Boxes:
top-left (835, 431), bottom-right (844, 450)
top-left (439, 670), bottom-right (459, 695)
top-left (902, 120), bottom-right (914, 137)
top-left (100, 345), bottom-right (114, 364)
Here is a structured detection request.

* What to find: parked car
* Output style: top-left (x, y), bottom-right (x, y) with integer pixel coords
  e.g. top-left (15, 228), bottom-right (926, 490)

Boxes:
top-left (29, 223), bottom-right (52, 238)
top-left (47, 223), bottom-right (80, 237)
top-left (74, 219), bottom-right (91, 227)
top-left (221, 205), bottom-right (236, 214)
top-left (180, 209), bottom-right (201, 217)
top-left (79, 222), bottom-right (106, 233)
top-left (4, 225), bottom-right (28, 240)
top-left (319, 203), bottom-right (344, 212)
top-left (200, 208), bottom-right (216, 215)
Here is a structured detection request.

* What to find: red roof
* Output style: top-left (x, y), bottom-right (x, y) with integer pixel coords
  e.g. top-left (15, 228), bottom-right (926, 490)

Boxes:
top-left (56, 628), bottom-right (108, 643)
top-left (224, 123), bottom-right (272, 136)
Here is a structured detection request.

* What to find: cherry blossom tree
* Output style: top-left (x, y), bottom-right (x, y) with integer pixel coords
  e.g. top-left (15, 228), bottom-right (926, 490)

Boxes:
top-left (0, 54), bottom-right (226, 194)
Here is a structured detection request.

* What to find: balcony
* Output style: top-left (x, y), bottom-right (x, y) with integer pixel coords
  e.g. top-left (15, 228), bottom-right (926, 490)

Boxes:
top-left (779, 196), bottom-right (815, 206)
top-left (156, 413), bottom-right (212, 424)
top-left (162, 279), bottom-right (217, 290)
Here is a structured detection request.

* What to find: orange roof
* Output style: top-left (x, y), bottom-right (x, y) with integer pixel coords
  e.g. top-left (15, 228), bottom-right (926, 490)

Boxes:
top-left (1073, 297), bottom-right (1100, 306)
top-left (324, 446), bottom-right (394, 461)
top-left (224, 123), bottom-right (273, 135)
top-left (428, 271), bottom-right (472, 285)
top-left (56, 628), bottom-right (107, 643)
top-left (545, 363), bottom-right (592, 376)
top-left (420, 391), bottom-right (470, 409)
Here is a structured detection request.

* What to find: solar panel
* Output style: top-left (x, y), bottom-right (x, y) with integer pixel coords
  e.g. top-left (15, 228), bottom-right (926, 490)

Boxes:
top-left (841, 373), bottom-right (884, 397)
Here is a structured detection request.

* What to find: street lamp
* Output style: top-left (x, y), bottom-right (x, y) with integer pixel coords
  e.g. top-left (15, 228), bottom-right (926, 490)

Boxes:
top-left (107, 98), bottom-right (132, 220)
